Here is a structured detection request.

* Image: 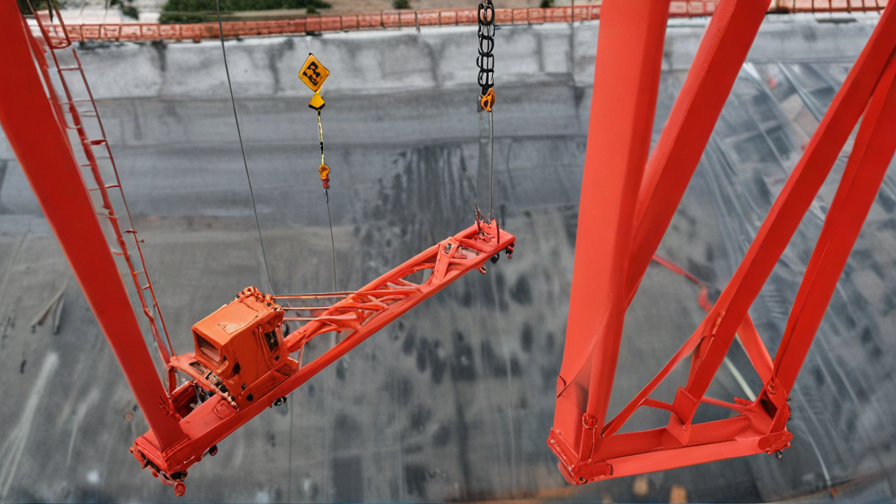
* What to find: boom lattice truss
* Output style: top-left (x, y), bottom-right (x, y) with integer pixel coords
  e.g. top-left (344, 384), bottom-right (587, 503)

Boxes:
top-left (0, 1), bottom-right (514, 494)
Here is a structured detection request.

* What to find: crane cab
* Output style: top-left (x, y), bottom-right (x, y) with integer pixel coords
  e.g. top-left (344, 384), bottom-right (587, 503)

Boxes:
top-left (174, 287), bottom-right (297, 409)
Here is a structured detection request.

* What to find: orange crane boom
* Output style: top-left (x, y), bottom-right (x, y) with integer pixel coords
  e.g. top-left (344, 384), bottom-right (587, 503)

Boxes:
top-left (0, 1), bottom-right (514, 495)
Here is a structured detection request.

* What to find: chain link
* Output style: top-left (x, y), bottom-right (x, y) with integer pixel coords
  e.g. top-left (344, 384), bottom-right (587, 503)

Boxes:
top-left (477, 0), bottom-right (495, 98)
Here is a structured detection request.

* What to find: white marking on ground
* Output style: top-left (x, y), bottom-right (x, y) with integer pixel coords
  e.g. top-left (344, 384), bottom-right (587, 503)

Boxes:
top-left (66, 388), bottom-right (102, 469)
top-left (0, 352), bottom-right (60, 499)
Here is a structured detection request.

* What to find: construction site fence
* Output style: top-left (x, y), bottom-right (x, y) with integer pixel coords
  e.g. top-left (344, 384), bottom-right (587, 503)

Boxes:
top-left (41, 0), bottom-right (889, 44)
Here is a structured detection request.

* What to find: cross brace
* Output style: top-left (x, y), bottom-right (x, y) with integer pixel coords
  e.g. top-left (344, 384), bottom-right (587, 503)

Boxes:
top-left (550, 0), bottom-right (896, 484)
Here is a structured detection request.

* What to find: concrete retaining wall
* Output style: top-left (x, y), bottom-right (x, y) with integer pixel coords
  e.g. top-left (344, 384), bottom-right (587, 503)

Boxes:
top-left (71, 15), bottom-right (878, 101)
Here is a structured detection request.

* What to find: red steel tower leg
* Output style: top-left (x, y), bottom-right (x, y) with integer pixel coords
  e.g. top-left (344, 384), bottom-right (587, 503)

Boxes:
top-left (627, 0), bottom-right (770, 299)
top-left (671, 3), bottom-right (896, 427)
top-left (771, 51), bottom-right (896, 394)
top-left (2, 2), bottom-right (516, 491)
top-left (552, 0), bottom-right (670, 479)
top-left (552, 5), bottom-right (770, 469)
top-left (0, 2), bottom-right (186, 450)
top-left (551, 0), bottom-right (896, 485)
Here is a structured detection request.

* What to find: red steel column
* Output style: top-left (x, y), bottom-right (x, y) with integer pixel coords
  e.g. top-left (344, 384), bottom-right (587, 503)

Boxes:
top-left (553, 0), bottom-right (670, 457)
top-left (773, 52), bottom-right (896, 393)
top-left (674, 3), bottom-right (896, 422)
top-left (0, 2), bottom-right (185, 450)
top-left (625, 0), bottom-right (769, 300)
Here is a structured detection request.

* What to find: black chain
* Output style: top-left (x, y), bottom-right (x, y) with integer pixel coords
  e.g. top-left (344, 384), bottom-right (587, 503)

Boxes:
top-left (477, 0), bottom-right (495, 97)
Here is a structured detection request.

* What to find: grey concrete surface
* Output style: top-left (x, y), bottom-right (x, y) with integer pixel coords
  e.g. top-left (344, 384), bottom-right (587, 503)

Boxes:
top-left (2, 13), bottom-right (896, 503)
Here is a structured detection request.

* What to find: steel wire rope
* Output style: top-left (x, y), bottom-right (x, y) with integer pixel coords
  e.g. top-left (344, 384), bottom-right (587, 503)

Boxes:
top-left (213, 4), bottom-right (294, 492)
top-left (477, 0), bottom-right (496, 221)
top-left (317, 109), bottom-right (339, 292)
top-left (325, 194), bottom-right (337, 292)
top-left (215, 0), bottom-right (275, 294)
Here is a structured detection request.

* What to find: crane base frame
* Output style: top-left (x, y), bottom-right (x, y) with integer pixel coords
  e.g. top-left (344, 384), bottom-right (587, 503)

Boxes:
top-left (550, 0), bottom-right (896, 484)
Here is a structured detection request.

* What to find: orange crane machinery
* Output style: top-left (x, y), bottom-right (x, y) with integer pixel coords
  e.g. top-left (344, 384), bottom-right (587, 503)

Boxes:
top-left (0, 0), bottom-right (514, 496)
top-left (6, 0), bottom-right (894, 494)
top-left (549, 0), bottom-right (896, 485)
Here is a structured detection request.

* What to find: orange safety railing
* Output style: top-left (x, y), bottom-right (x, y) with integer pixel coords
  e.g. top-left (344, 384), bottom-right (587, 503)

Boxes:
top-left (772, 0), bottom-right (887, 12)
top-left (38, 0), bottom-right (887, 44)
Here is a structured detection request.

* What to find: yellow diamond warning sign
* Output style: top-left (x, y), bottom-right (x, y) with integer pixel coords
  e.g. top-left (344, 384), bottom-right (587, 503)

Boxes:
top-left (298, 53), bottom-right (329, 92)
top-left (308, 91), bottom-right (326, 111)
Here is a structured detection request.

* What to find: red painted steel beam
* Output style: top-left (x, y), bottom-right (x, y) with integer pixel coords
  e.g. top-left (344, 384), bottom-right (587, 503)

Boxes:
top-left (583, 0), bottom-right (773, 439)
top-left (552, 0), bottom-right (670, 471)
top-left (132, 221), bottom-right (515, 486)
top-left (0, 2), bottom-right (186, 450)
top-left (552, 413), bottom-right (773, 482)
top-left (551, 0), bottom-right (896, 485)
top-left (626, 0), bottom-right (769, 302)
top-left (577, 47), bottom-right (896, 482)
top-left (553, 0), bottom-right (768, 449)
top-left (673, 4), bottom-right (896, 424)
top-left (773, 51), bottom-right (896, 393)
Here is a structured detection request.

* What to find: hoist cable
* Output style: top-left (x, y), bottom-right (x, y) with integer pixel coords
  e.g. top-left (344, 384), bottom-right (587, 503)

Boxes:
top-left (215, 0), bottom-right (275, 294)
top-left (317, 108), bottom-right (338, 292)
top-left (476, 110), bottom-right (495, 222)
top-left (477, 0), bottom-right (496, 222)
top-left (477, 111), bottom-right (484, 216)
top-left (317, 111), bottom-right (325, 166)
top-left (324, 191), bottom-right (337, 292)
top-left (488, 110), bottom-right (494, 221)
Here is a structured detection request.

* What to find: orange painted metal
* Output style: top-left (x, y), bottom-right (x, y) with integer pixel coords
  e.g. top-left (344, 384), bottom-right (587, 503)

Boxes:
top-left (0, 0), bottom-right (187, 450)
top-left (170, 287), bottom-right (296, 410)
top-left (771, 43), bottom-right (896, 393)
top-left (772, 0), bottom-right (888, 13)
top-left (24, 3), bottom-right (180, 393)
top-left (552, 1), bottom-right (671, 482)
top-left (628, 0), bottom-right (770, 303)
top-left (4, 2), bottom-right (516, 494)
top-left (29, 1), bottom-right (894, 45)
top-left (130, 220), bottom-right (514, 491)
top-left (280, 221), bottom-right (514, 355)
top-left (34, 3), bottom-right (722, 44)
top-left (550, 0), bottom-right (896, 486)
top-left (10, 0), bottom-right (896, 491)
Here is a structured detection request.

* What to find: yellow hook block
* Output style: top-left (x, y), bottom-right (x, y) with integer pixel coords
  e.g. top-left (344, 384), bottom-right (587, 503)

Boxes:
top-left (319, 163), bottom-right (331, 189)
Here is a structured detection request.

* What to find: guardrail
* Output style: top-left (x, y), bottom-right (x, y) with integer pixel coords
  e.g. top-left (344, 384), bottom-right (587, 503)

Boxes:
top-left (776, 0), bottom-right (887, 12)
top-left (40, 0), bottom-right (887, 44)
